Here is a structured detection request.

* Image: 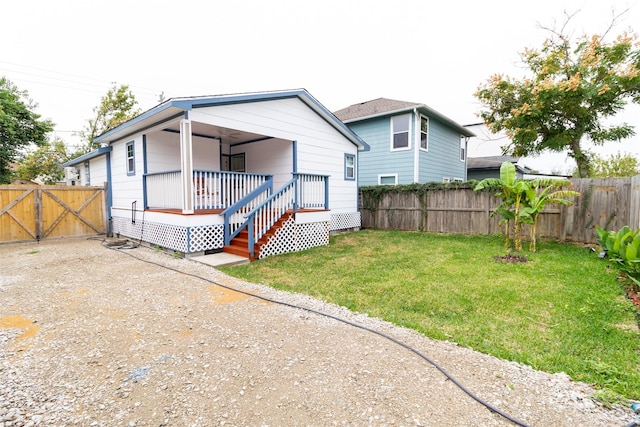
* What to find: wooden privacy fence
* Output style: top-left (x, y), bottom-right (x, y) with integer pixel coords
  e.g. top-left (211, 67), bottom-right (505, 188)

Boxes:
top-left (359, 175), bottom-right (640, 244)
top-left (0, 184), bottom-right (107, 243)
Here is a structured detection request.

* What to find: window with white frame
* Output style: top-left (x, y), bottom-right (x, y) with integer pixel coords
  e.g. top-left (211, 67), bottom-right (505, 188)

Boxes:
top-left (391, 114), bottom-right (410, 150)
top-left (460, 136), bottom-right (466, 162)
top-left (442, 177), bottom-right (451, 183)
top-left (344, 154), bottom-right (355, 180)
top-left (126, 141), bottom-right (135, 176)
top-left (420, 116), bottom-right (429, 150)
top-left (378, 174), bottom-right (398, 185)
top-left (84, 161), bottom-right (90, 185)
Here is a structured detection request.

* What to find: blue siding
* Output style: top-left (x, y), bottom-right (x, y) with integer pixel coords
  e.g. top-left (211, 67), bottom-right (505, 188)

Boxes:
top-left (348, 112), bottom-right (466, 185)
top-left (419, 118), bottom-right (466, 182)
top-left (349, 118), bottom-right (414, 186)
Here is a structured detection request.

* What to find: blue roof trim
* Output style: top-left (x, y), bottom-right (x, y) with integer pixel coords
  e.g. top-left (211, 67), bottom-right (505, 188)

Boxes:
top-left (61, 146), bottom-right (112, 167)
top-left (94, 89), bottom-right (370, 151)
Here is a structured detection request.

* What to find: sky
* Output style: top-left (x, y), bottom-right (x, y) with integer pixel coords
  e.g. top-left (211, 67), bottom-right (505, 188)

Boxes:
top-left (2, 0), bottom-right (640, 174)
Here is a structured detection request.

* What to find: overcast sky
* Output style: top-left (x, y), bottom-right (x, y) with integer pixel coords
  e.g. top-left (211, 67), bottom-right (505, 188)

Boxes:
top-left (2, 0), bottom-right (640, 173)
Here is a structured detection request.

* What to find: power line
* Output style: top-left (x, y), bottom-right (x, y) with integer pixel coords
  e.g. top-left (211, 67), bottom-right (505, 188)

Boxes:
top-left (0, 60), bottom-right (164, 99)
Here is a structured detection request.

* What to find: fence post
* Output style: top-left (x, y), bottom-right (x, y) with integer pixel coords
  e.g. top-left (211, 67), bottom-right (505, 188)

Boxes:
top-left (34, 188), bottom-right (43, 241)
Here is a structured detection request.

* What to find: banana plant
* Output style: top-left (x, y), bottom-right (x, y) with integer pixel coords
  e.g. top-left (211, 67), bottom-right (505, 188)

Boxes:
top-left (475, 162), bottom-right (580, 252)
top-left (474, 162), bottom-right (518, 248)
top-left (519, 179), bottom-right (580, 252)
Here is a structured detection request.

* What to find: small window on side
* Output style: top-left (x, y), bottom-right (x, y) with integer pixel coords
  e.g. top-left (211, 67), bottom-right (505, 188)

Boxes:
top-left (378, 174), bottom-right (398, 185)
top-left (344, 154), bottom-right (355, 180)
top-left (420, 116), bottom-right (429, 150)
top-left (126, 141), bottom-right (135, 176)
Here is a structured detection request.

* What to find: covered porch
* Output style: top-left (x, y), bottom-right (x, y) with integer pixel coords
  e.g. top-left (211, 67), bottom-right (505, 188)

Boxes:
top-left (138, 118), bottom-right (329, 259)
top-left (98, 90), bottom-right (366, 261)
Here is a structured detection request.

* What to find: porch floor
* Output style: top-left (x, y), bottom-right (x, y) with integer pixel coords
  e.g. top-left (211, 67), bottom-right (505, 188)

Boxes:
top-left (146, 208), bottom-right (327, 215)
top-left (147, 208), bottom-right (224, 215)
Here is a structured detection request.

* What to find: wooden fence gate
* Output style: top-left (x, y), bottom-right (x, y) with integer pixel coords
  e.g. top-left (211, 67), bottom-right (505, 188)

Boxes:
top-left (0, 185), bottom-right (107, 243)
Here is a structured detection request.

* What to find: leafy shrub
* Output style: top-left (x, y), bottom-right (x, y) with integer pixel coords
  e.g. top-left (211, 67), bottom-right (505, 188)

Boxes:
top-left (595, 225), bottom-right (640, 287)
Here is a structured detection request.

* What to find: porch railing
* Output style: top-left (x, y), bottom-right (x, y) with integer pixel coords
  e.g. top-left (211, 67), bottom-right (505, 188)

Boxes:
top-left (221, 179), bottom-right (274, 246)
top-left (240, 173), bottom-right (329, 258)
top-left (144, 170), bottom-right (272, 210)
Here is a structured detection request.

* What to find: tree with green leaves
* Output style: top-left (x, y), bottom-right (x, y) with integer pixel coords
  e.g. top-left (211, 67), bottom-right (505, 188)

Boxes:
top-left (78, 83), bottom-right (141, 154)
top-left (589, 152), bottom-right (640, 177)
top-left (475, 11), bottom-right (640, 178)
top-left (14, 137), bottom-right (70, 184)
top-left (0, 77), bottom-right (54, 184)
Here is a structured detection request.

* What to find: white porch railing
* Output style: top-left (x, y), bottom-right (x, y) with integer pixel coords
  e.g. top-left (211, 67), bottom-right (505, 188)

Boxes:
top-left (240, 173), bottom-right (329, 257)
top-left (144, 170), bottom-right (272, 210)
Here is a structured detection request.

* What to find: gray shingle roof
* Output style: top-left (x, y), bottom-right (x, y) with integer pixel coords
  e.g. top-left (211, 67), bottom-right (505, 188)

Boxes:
top-left (333, 98), bottom-right (421, 121)
top-left (333, 97), bottom-right (475, 137)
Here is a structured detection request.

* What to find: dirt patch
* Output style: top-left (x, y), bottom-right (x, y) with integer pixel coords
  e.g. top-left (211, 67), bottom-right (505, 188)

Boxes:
top-left (494, 254), bottom-right (528, 263)
top-left (0, 238), bottom-right (635, 426)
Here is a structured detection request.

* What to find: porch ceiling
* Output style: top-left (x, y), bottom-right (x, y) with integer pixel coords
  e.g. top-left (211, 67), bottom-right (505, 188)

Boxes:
top-left (164, 121), bottom-right (270, 145)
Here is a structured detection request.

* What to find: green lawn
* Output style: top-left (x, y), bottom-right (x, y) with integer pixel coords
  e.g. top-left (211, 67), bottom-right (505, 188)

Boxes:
top-left (219, 229), bottom-right (640, 401)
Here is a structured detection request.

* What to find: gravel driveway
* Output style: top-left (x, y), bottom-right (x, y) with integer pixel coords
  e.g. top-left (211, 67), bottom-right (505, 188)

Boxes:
top-left (0, 238), bottom-right (635, 426)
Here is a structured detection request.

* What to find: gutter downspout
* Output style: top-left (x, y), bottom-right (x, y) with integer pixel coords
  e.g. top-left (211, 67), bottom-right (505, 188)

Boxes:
top-left (413, 108), bottom-right (419, 183)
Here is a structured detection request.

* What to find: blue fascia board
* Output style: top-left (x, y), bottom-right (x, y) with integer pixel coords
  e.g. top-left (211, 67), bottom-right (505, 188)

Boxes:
top-left (60, 146), bottom-right (112, 168)
top-left (94, 89), bottom-right (371, 151)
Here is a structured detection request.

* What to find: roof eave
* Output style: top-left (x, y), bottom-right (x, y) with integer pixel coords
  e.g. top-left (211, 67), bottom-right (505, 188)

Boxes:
top-left (60, 146), bottom-right (112, 168)
top-left (342, 104), bottom-right (475, 138)
top-left (94, 89), bottom-right (370, 151)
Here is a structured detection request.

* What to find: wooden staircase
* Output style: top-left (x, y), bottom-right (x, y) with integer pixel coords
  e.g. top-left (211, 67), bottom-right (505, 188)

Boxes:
top-left (222, 211), bottom-right (293, 261)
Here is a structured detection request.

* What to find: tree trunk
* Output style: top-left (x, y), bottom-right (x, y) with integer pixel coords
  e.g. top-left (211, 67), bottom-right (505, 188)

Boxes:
top-left (529, 220), bottom-right (538, 252)
top-left (570, 137), bottom-right (590, 178)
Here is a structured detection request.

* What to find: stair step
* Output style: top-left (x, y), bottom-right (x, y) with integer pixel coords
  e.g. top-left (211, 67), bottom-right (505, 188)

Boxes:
top-left (223, 211), bottom-right (294, 261)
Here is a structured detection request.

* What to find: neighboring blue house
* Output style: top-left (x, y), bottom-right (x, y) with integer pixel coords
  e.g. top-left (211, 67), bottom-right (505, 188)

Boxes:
top-left (333, 98), bottom-right (475, 186)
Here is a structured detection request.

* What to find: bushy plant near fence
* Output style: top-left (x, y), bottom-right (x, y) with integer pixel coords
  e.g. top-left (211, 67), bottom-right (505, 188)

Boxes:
top-left (596, 225), bottom-right (640, 288)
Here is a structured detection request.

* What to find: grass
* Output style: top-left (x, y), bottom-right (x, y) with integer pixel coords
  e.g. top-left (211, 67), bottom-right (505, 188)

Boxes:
top-left (219, 229), bottom-right (640, 401)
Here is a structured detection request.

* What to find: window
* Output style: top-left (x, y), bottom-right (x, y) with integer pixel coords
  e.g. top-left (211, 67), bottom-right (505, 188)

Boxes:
top-left (378, 174), bottom-right (398, 185)
top-left (344, 154), bottom-right (355, 180)
top-left (126, 141), bottom-right (135, 176)
top-left (460, 136), bottom-right (466, 162)
top-left (420, 116), bottom-right (429, 150)
top-left (230, 153), bottom-right (245, 172)
top-left (84, 161), bottom-right (90, 185)
top-left (442, 177), bottom-right (451, 183)
top-left (391, 114), bottom-right (410, 150)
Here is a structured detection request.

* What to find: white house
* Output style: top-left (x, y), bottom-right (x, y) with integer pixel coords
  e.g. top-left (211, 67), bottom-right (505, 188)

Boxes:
top-left (62, 89), bottom-right (369, 260)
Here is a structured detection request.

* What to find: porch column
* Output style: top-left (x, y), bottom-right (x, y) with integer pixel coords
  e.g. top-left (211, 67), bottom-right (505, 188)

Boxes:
top-left (180, 119), bottom-right (194, 214)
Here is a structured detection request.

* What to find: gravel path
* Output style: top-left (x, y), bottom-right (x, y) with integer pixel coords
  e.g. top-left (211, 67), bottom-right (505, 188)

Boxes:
top-left (0, 238), bottom-right (635, 426)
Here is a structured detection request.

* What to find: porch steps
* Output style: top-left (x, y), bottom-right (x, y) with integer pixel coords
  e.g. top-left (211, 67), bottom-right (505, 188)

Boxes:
top-left (222, 211), bottom-right (293, 261)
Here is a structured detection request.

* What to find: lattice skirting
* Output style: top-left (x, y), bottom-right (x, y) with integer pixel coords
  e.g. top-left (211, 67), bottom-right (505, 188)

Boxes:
top-left (330, 212), bottom-right (361, 231)
top-left (112, 217), bottom-right (224, 253)
top-left (258, 215), bottom-right (330, 259)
